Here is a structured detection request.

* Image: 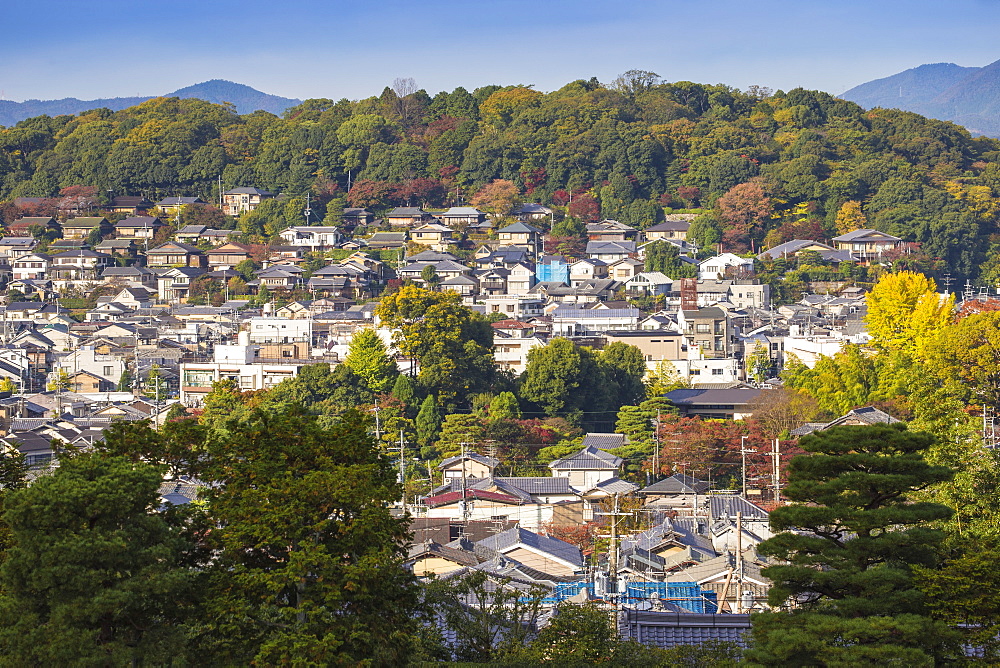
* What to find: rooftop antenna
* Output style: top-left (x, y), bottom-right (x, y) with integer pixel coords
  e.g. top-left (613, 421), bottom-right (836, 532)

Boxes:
top-left (942, 273), bottom-right (953, 296)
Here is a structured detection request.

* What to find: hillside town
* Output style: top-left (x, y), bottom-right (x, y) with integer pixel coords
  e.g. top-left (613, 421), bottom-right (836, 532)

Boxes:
top-left (0, 186), bottom-right (988, 660)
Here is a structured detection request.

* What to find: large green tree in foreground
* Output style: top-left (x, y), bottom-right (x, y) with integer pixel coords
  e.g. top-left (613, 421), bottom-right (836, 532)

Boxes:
top-left (0, 453), bottom-right (202, 666)
top-left (748, 424), bottom-right (961, 666)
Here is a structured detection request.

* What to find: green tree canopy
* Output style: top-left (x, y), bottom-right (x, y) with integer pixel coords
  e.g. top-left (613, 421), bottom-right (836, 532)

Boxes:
top-left (749, 423), bottom-right (960, 666)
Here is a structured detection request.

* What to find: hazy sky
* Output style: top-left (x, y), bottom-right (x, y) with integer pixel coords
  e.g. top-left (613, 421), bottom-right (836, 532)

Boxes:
top-left (5, 0), bottom-right (1000, 102)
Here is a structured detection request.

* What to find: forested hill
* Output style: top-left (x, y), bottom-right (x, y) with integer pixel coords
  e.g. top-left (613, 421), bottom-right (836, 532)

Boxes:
top-left (3, 75), bottom-right (1000, 281)
top-left (0, 80), bottom-right (300, 126)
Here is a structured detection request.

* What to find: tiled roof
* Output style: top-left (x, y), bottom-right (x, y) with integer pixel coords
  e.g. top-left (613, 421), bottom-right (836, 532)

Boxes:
top-left (708, 495), bottom-right (769, 521)
top-left (639, 473), bottom-right (711, 495)
top-left (549, 445), bottom-right (622, 471)
top-left (423, 488), bottom-right (524, 509)
top-left (581, 433), bottom-right (628, 450)
top-left (474, 527), bottom-right (583, 567)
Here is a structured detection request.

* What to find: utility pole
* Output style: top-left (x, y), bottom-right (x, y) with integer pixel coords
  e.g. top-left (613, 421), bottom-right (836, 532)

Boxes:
top-left (735, 511), bottom-right (744, 613)
top-left (740, 435), bottom-right (748, 497)
top-left (398, 429), bottom-right (407, 513)
top-left (771, 438), bottom-right (781, 502)
top-left (460, 441), bottom-right (469, 521)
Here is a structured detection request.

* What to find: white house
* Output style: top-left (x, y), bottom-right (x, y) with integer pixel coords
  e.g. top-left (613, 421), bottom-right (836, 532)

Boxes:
top-left (278, 226), bottom-right (341, 250)
top-left (698, 253), bottom-right (754, 280)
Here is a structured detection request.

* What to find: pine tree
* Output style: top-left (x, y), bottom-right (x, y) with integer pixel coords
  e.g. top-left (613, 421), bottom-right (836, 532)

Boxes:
top-left (189, 404), bottom-right (419, 665)
top-left (0, 453), bottom-right (202, 665)
top-left (748, 423), bottom-right (962, 666)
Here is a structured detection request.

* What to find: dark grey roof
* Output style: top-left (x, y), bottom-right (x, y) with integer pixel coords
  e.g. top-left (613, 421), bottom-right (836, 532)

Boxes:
top-left (640, 473), bottom-right (711, 495)
top-left (474, 527), bottom-right (583, 567)
top-left (498, 221), bottom-right (542, 234)
top-left (832, 228), bottom-right (901, 242)
top-left (438, 453), bottom-right (499, 470)
top-left (665, 388), bottom-right (762, 406)
top-left (224, 187), bottom-right (272, 196)
top-left (581, 433), bottom-right (628, 450)
top-left (493, 477), bottom-right (576, 496)
top-left (708, 495), bottom-right (769, 521)
top-left (549, 445), bottom-right (622, 471)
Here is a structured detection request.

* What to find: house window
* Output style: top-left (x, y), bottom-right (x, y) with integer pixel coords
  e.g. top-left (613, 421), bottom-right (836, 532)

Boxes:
top-left (690, 369), bottom-right (701, 375)
top-left (712, 368), bottom-right (724, 375)
top-left (240, 376), bottom-right (255, 388)
top-left (696, 324), bottom-right (711, 333)
top-left (103, 366), bottom-right (113, 375)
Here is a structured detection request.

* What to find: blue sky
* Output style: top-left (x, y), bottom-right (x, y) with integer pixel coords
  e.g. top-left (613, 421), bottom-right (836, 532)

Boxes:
top-left (5, 0), bottom-right (1000, 102)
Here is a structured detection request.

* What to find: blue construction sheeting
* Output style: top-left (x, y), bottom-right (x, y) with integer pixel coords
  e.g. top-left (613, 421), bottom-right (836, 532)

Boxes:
top-left (624, 582), bottom-right (718, 614)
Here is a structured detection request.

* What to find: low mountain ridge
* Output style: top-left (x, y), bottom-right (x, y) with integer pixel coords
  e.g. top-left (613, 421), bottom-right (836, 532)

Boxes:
top-left (841, 60), bottom-right (1000, 136)
top-left (0, 80), bottom-right (301, 126)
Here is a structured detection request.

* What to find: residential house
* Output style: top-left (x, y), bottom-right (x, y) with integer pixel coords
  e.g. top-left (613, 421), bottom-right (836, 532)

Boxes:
top-left (678, 307), bottom-right (733, 359)
top-left (202, 229), bottom-right (239, 246)
top-left (757, 239), bottom-right (840, 261)
top-left (11, 253), bottom-right (50, 281)
top-left (146, 241), bottom-right (204, 267)
top-left (569, 258), bottom-right (608, 286)
top-left (438, 453), bottom-right (498, 481)
top-left (7, 217), bottom-right (58, 237)
top-left (438, 206), bottom-right (485, 227)
top-left (511, 203), bottom-right (553, 223)
top-left (108, 196), bottom-right (153, 215)
top-left (549, 445), bottom-right (623, 491)
top-left (48, 250), bottom-right (114, 281)
top-left (0, 237), bottom-right (38, 260)
top-left (206, 242), bottom-right (252, 269)
top-left (278, 226), bottom-right (341, 250)
top-left (101, 266), bottom-right (156, 288)
top-left (365, 232), bottom-right (407, 250)
top-left (386, 207), bottom-right (433, 227)
top-left (604, 331), bottom-right (686, 370)
top-left (155, 196), bottom-right (206, 214)
top-left (530, 279), bottom-right (620, 304)
top-left (550, 307), bottom-right (642, 335)
top-left (114, 216), bottom-right (164, 241)
top-left (411, 222), bottom-right (455, 248)
top-left (831, 229), bottom-right (902, 262)
top-left (492, 330), bottom-right (545, 371)
top-left (222, 187), bottom-right (274, 217)
top-left (341, 208), bottom-right (374, 227)
top-left (608, 257), bottom-right (644, 281)
top-left (439, 275), bottom-right (478, 296)
top-left (587, 241), bottom-right (636, 263)
top-left (95, 239), bottom-right (136, 257)
top-left (179, 344), bottom-right (302, 406)
top-left (625, 272), bottom-right (672, 296)
top-left (644, 219), bottom-right (691, 242)
top-left (698, 253), bottom-right (754, 280)
top-left (156, 267), bottom-right (206, 304)
top-left (256, 265), bottom-right (304, 290)
top-left (62, 216), bottom-right (112, 240)
top-left (478, 295), bottom-right (545, 320)
top-left (586, 219), bottom-right (636, 242)
top-left (664, 386), bottom-right (763, 420)
top-left (473, 527), bottom-right (583, 577)
top-left (506, 262), bottom-right (536, 294)
top-left (55, 345), bottom-right (125, 388)
top-left (497, 222), bottom-right (542, 254)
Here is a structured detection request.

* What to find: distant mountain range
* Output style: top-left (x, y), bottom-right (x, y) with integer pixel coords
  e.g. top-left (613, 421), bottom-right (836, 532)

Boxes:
top-left (0, 80), bottom-right (302, 126)
top-left (841, 60), bottom-right (1000, 137)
